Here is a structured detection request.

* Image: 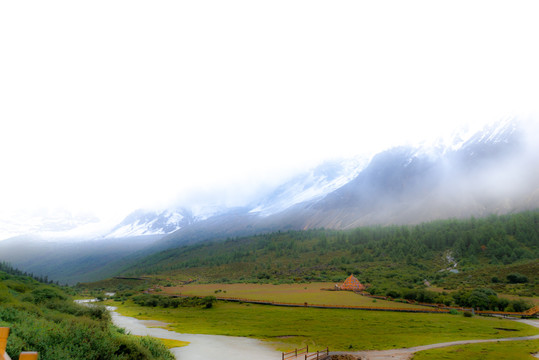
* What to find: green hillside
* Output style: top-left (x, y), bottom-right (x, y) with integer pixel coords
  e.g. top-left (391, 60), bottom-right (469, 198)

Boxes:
top-left (115, 211), bottom-right (539, 297)
top-left (0, 263), bottom-right (173, 360)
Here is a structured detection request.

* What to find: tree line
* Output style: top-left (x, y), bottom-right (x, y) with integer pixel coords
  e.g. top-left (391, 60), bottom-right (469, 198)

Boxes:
top-left (122, 210), bottom-right (539, 281)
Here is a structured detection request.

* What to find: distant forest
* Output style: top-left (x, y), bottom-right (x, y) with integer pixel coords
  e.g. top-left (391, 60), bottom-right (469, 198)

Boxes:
top-left (121, 210), bottom-right (538, 293)
top-left (0, 261), bottom-right (59, 285)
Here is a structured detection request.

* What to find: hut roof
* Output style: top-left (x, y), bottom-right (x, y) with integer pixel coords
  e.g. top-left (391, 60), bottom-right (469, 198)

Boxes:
top-left (340, 274), bottom-right (364, 291)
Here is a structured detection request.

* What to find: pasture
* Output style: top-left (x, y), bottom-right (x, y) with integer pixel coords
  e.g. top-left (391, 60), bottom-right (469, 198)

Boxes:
top-left (161, 282), bottom-right (431, 309)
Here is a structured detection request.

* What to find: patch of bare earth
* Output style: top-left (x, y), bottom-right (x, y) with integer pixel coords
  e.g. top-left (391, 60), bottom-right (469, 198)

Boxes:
top-left (330, 350), bottom-right (413, 360)
top-left (326, 355), bottom-right (361, 360)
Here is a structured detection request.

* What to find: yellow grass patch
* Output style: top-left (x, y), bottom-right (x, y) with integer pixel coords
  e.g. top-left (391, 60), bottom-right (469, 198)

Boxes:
top-left (157, 338), bottom-right (190, 349)
top-left (161, 282), bottom-right (431, 309)
top-left (135, 335), bottom-right (189, 349)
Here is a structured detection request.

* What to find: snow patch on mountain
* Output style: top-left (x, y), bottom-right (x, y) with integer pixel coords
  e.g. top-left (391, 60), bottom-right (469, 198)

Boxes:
top-left (410, 117), bottom-right (519, 162)
top-left (105, 209), bottom-right (193, 239)
top-left (249, 156), bottom-right (369, 216)
top-left (166, 211), bottom-right (184, 225)
top-left (106, 219), bottom-right (164, 238)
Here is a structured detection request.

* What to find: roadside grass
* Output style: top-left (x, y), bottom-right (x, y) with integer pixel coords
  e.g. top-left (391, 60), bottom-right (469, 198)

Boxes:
top-left (109, 300), bottom-right (539, 351)
top-left (412, 339), bottom-right (539, 360)
top-left (162, 282), bottom-right (431, 309)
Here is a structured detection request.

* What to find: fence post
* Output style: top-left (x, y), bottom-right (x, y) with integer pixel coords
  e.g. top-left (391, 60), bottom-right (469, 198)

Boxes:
top-left (19, 353), bottom-right (38, 360)
top-left (0, 327), bottom-right (9, 360)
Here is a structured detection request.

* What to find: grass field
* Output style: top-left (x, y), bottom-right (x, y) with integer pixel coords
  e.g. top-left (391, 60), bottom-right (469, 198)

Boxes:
top-left (412, 339), bottom-right (539, 360)
top-left (161, 282), bottom-right (431, 309)
top-left (109, 300), bottom-right (539, 351)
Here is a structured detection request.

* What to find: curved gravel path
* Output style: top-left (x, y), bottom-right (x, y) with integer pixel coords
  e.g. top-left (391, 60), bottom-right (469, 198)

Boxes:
top-left (330, 319), bottom-right (539, 360)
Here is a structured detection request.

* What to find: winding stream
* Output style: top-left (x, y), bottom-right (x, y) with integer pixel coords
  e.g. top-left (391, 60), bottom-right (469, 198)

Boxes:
top-left (107, 306), bottom-right (280, 360)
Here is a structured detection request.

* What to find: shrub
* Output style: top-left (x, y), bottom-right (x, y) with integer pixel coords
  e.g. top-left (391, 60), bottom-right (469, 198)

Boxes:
top-left (510, 299), bottom-right (532, 312)
top-left (507, 273), bottom-right (528, 284)
top-left (385, 290), bottom-right (401, 299)
top-left (31, 287), bottom-right (67, 303)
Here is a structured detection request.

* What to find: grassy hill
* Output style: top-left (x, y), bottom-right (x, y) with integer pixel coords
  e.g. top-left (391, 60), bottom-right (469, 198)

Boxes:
top-left (107, 211), bottom-right (538, 299)
top-left (0, 263), bottom-right (173, 360)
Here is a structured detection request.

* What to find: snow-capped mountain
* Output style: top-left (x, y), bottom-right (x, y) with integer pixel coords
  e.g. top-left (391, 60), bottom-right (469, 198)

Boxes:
top-left (104, 156), bottom-right (369, 240)
top-left (4, 118), bottom-right (537, 247)
top-left (154, 117), bottom-right (539, 248)
top-left (105, 208), bottom-right (196, 238)
top-left (280, 117), bottom-right (538, 228)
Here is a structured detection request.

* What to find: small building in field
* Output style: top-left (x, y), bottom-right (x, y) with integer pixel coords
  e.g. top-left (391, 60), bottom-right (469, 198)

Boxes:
top-left (337, 274), bottom-right (365, 291)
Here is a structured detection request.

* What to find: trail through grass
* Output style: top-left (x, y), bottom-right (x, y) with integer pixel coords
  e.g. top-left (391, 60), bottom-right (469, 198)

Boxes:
top-left (412, 339), bottom-right (539, 360)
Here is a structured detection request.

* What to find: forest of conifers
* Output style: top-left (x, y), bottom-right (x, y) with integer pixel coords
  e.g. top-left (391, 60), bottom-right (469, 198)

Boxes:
top-left (121, 210), bottom-right (538, 291)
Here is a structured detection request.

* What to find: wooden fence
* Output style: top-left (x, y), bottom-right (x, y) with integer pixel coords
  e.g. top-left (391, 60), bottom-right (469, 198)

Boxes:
top-left (282, 346), bottom-right (329, 360)
top-left (1, 328), bottom-right (38, 360)
top-left (305, 347), bottom-right (329, 359)
top-left (282, 346), bottom-right (308, 359)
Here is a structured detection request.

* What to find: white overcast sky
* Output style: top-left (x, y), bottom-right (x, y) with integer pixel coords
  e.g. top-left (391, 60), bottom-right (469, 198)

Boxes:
top-left (1, 1), bottom-right (538, 223)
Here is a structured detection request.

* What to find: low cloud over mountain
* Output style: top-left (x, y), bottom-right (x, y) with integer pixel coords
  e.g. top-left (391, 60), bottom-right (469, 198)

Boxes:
top-left (151, 118), bottom-right (539, 248)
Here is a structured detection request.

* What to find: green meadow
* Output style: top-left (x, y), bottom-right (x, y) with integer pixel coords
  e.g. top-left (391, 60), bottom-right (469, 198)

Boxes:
top-left (413, 339), bottom-right (539, 360)
top-left (109, 300), bottom-right (539, 351)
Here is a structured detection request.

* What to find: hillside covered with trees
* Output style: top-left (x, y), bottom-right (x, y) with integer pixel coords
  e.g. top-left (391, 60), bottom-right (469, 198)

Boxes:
top-left (117, 210), bottom-right (539, 297)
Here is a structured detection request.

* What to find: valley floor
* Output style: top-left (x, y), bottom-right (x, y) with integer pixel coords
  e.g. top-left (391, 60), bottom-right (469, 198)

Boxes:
top-left (108, 301), bottom-right (539, 360)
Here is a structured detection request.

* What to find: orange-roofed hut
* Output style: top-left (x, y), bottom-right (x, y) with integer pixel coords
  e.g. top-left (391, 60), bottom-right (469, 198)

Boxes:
top-left (339, 274), bottom-right (365, 291)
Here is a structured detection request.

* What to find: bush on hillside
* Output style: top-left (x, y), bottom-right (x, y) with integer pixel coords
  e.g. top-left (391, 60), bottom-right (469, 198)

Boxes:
top-left (452, 288), bottom-right (531, 312)
top-left (507, 273), bottom-right (528, 284)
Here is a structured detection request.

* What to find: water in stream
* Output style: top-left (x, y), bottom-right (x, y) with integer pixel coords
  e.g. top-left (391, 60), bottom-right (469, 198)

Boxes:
top-left (108, 306), bottom-right (280, 360)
